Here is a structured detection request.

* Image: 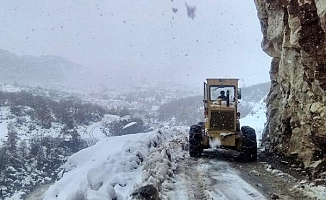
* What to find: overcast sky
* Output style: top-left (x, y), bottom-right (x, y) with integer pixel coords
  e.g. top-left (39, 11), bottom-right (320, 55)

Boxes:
top-left (0, 0), bottom-right (271, 87)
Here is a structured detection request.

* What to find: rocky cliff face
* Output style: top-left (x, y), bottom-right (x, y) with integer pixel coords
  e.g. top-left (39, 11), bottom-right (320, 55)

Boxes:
top-left (254, 0), bottom-right (326, 175)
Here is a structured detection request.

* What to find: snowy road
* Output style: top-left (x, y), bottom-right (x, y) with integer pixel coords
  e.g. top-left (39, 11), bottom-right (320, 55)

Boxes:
top-left (164, 158), bottom-right (267, 200)
top-left (86, 122), bottom-right (105, 139)
top-left (89, 123), bottom-right (101, 138)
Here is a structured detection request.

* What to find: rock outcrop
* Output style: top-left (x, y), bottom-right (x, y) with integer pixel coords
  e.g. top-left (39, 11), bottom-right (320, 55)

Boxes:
top-left (254, 0), bottom-right (326, 174)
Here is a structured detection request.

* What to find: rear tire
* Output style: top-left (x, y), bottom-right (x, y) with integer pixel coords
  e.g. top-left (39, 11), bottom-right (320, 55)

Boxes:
top-left (197, 122), bottom-right (204, 128)
top-left (189, 125), bottom-right (203, 157)
top-left (240, 126), bottom-right (257, 161)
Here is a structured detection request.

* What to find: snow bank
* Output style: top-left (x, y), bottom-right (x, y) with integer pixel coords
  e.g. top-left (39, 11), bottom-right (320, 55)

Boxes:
top-left (134, 127), bottom-right (188, 192)
top-left (42, 126), bottom-right (189, 200)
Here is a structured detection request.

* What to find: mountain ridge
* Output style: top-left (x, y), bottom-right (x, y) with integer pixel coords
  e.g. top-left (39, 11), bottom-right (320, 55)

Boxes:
top-left (0, 49), bottom-right (84, 86)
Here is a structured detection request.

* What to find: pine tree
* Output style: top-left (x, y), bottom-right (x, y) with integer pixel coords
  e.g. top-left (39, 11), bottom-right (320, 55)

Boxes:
top-left (1, 123), bottom-right (24, 196)
top-left (6, 123), bottom-right (19, 153)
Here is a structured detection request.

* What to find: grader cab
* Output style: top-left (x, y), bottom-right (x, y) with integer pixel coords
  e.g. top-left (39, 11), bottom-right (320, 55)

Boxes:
top-left (188, 78), bottom-right (257, 161)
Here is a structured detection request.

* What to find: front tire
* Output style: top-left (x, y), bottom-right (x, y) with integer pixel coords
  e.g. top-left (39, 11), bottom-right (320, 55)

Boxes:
top-left (240, 126), bottom-right (257, 161)
top-left (189, 125), bottom-right (203, 157)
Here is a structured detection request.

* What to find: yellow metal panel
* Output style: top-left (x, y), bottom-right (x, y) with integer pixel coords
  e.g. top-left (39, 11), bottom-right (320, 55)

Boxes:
top-left (206, 78), bottom-right (239, 88)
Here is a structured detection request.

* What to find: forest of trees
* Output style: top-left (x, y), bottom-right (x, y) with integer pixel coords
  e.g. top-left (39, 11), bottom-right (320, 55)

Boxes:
top-left (0, 90), bottom-right (107, 129)
top-left (0, 129), bottom-right (87, 198)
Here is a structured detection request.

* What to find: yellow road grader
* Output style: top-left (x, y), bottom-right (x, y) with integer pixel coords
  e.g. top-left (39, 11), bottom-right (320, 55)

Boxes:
top-left (188, 78), bottom-right (257, 161)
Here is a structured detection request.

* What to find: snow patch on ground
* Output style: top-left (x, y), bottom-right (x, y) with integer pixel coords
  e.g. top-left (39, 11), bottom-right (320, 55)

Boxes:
top-left (123, 122), bottom-right (137, 129)
top-left (298, 184), bottom-right (326, 200)
top-left (0, 107), bottom-right (10, 146)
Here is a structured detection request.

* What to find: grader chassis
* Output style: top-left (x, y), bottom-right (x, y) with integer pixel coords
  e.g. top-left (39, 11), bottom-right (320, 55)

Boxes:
top-left (188, 78), bottom-right (257, 161)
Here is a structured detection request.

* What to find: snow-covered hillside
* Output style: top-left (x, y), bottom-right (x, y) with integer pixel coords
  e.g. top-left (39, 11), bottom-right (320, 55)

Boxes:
top-left (240, 95), bottom-right (267, 146)
top-left (0, 84), bottom-right (151, 199)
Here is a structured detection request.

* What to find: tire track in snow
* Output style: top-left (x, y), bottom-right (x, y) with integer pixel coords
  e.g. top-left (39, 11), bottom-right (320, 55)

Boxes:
top-left (168, 158), bottom-right (210, 200)
top-left (183, 159), bottom-right (210, 200)
top-left (89, 125), bottom-right (97, 138)
top-left (165, 157), bottom-right (268, 200)
top-left (203, 159), bottom-right (267, 200)
top-left (89, 123), bottom-right (101, 138)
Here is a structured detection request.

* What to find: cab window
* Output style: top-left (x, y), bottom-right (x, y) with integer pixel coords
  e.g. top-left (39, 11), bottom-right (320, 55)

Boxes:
top-left (209, 85), bottom-right (236, 101)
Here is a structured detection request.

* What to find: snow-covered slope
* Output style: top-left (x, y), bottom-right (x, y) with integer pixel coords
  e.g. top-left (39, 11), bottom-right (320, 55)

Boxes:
top-left (240, 95), bottom-right (267, 146)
